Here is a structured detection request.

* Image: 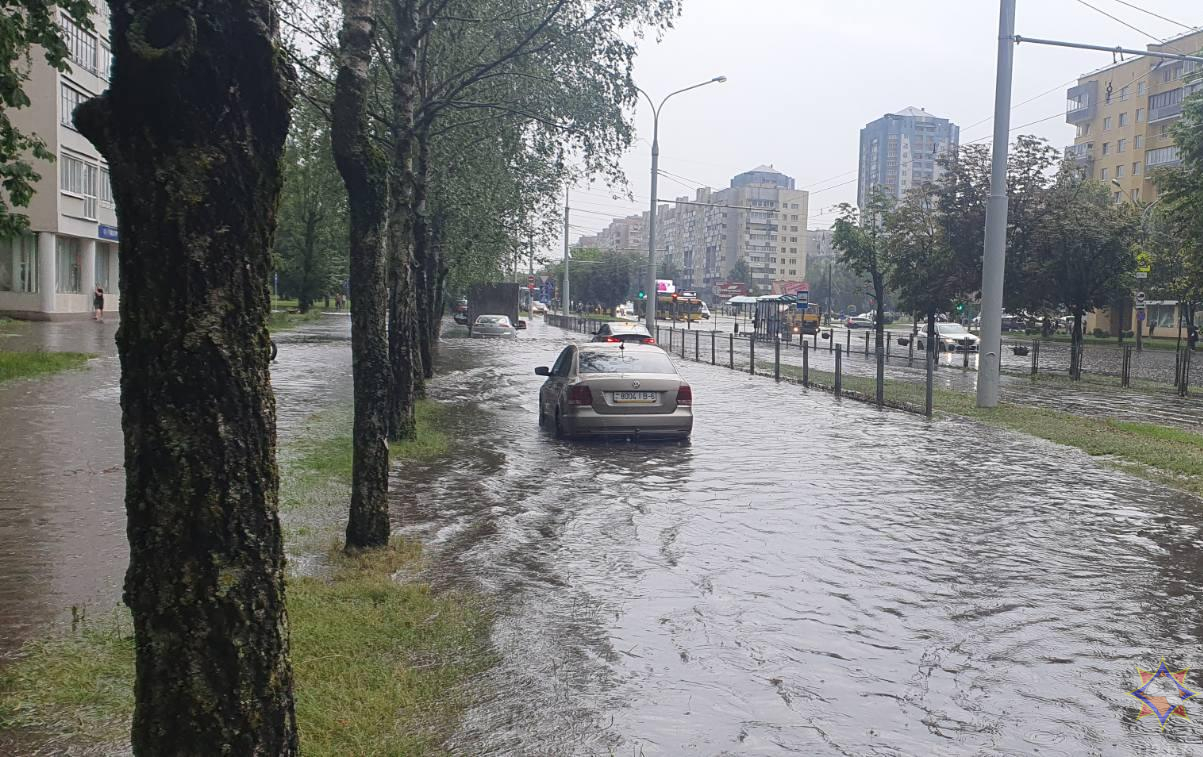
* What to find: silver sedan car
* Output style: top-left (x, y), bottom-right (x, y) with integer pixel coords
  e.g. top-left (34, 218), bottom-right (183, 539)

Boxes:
top-left (472, 314), bottom-right (517, 338)
top-left (535, 343), bottom-right (693, 440)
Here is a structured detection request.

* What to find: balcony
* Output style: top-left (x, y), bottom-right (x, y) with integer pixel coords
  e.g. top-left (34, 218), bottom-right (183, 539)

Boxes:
top-left (1146, 146), bottom-right (1181, 169)
top-left (1065, 142), bottom-right (1094, 166)
top-left (1149, 88), bottom-right (1185, 123)
top-left (1065, 81), bottom-right (1097, 124)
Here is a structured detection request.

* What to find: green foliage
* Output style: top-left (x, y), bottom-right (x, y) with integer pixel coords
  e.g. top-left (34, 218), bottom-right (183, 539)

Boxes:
top-left (727, 259), bottom-right (752, 288)
top-left (1153, 78), bottom-right (1203, 319)
top-left (546, 247), bottom-right (642, 309)
top-left (0, 1), bottom-right (94, 237)
top-left (275, 71), bottom-right (348, 313)
top-left (832, 191), bottom-right (891, 322)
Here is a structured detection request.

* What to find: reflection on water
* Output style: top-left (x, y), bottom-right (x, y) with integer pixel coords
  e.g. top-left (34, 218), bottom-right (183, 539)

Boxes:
top-left (406, 319), bottom-right (1203, 755)
top-left (0, 315), bottom-right (353, 657)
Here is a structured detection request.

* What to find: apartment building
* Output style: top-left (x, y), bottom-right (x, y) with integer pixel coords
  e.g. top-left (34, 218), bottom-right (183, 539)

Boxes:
top-left (1065, 28), bottom-right (1203, 335)
top-left (0, 9), bottom-right (118, 319)
top-left (594, 214), bottom-right (646, 253)
top-left (857, 107), bottom-right (960, 207)
top-left (1066, 29), bottom-right (1203, 203)
top-left (653, 166), bottom-right (808, 294)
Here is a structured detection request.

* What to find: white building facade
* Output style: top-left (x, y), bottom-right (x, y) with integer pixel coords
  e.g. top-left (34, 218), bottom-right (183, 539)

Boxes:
top-left (0, 9), bottom-right (119, 319)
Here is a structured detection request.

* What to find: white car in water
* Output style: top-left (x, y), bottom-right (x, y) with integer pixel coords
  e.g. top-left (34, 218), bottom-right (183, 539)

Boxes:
top-left (472, 314), bottom-right (517, 338)
top-left (914, 322), bottom-right (980, 352)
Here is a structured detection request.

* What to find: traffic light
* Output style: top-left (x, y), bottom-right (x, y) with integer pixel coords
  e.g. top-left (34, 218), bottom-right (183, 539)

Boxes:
top-left (671, 292), bottom-right (678, 301)
top-left (638, 290), bottom-right (645, 300)
top-left (955, 302), bottom-right (965, 313)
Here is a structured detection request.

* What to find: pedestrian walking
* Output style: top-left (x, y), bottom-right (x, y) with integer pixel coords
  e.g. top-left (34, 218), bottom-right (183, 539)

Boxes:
top-left (92, 287), bottom-right (105, 322)
top-left (1189, 323), bottom-right (1199, 351)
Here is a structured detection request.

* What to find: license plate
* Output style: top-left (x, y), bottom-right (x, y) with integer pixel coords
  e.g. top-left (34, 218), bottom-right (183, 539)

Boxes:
top-left (613, 391), bottom-right (657, 403)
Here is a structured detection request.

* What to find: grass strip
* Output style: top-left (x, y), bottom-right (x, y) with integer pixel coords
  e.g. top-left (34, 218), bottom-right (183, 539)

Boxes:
top-left (0, 350), bottom-right (91, 383)
top-left (268, 308), bottom-right (324, 332)
top-left (769, 361), bottom-right (1203, 497)
top-left (0, 399), bottom-right (488, 756)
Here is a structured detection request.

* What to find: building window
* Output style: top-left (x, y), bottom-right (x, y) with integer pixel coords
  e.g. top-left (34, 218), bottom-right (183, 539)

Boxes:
top-left (1133, 161), bottom-right (1141, 176)
top-left (1138, 81), bottom-right (1146, 95)
top-left (1146, 146), bottom-right (1181, 167)
top-left (95, 246), bottom-right (110, 291)
top-left (61, 151), bottom-right (98, 219)
top-left (1076, 123), bottom-right (1091, 137)
top-left (59, 13), bottom-right (96, 73)
top-left (1116, 164), bottom-right (1125, 178)
top-left (100, 167), bottom-right (114, 208)
top-left (1136, 108), bottom-right (1145, 123)
top-left (1119, 85), bottom-right (1129, 101)
top-left (1102, 142), bottom-right (1110, 156)
top-left (1103, 116), bottom-right (1112, 130)
top-left (99, 42), bottom-right (111, 81)
top-left (1118, 112), bottom-right (1128, 127)
top-left (60, 82), bottom-right (87, 129)
top-left (1101, 167), bottom-right (1109, 180)
top-left (0, 234), bottom-right (38, 293)
top-left (55, 236), bottom-right (82, 293)
top-left (1117, 138), bottom-right (1127, 153)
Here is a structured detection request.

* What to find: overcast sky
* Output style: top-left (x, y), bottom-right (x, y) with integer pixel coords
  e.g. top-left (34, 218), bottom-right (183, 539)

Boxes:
top-left (559, 0), bottom-right (1200, 251)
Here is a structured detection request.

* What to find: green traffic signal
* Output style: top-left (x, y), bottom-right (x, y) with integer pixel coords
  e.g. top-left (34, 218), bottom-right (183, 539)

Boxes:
top-left (956, 303), bottom-right (965, 312)
top-left (638, 290), bottom-right (646, 299)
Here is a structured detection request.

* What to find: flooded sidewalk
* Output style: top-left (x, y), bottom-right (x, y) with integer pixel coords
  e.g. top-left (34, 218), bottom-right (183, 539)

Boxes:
top-left (0, 315), bottom-right (354, 657)
top-left (405, 318), bottom-right (1203, 755)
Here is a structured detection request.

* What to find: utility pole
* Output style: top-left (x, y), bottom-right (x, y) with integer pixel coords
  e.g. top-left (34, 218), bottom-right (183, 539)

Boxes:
top-left (976, 0), bottom-right (1016, 409)
top-left (562, 191), bottom-right (570, 314)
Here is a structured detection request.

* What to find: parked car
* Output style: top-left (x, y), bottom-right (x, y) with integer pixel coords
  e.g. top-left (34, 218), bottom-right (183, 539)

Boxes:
top-left (845, 315), bottom-right (873, 329)
top-left (591, 322), bottom-right (655, 344)
top-left (472, 314), bottom-right (517, 338)
top-left (914, 322), bottom-right (980, 352)
top-left (535, 343), bottom-right (692, 440)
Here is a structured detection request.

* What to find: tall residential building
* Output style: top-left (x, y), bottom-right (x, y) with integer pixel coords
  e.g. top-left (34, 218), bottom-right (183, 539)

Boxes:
top-left (653, 166), bottom-right (808, 294)
top-left (1065, 28), bottom-right (1203, 337)
top-left (1065, 28), bottom-right (1203, 206)
top-left (0, 9), bottom-right (119, 319)
top-left (857, 107), bottom-right (959, 207)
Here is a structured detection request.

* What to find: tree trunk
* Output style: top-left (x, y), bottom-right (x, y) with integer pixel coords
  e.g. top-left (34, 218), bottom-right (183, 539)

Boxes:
top-left (926, 310), bottom-right (937, 371)
top-left (385, 0), bottom-right (419, 441)
top-left (332, 0), bottom-right (391, 550)
top-left (412, 127), bottom-right (436, 384)
top-left (74, 1), bottom-right (298, 751)
top-left (1071, 311), bottom-right (1083, 380)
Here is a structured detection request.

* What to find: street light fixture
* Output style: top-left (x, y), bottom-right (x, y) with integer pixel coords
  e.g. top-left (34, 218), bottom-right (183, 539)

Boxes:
top-left (636, 76), bottom-right (727, 333)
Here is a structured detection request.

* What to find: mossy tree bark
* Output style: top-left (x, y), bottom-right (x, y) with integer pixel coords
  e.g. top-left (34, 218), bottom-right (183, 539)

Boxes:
top-left (332, 0), bottom-right (391, 549)
top-left (385, 0), bottom-right (419, 441)
top-left (74, 0), bottom-right (298, 751)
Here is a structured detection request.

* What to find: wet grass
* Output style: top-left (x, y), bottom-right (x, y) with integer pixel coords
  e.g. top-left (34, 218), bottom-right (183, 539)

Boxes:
top-left (0, 398), bottom-right (490, 755)
top-left (770, 361), bottom-right (1203, 498)
top-left (268, 308), bottom-right (324, 332)
top-left (0, 350), bottom-right (91, 383)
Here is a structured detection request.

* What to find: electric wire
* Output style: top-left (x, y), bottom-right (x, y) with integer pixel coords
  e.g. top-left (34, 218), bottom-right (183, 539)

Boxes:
top-left (1103, 0), bottom-right (1195, 32)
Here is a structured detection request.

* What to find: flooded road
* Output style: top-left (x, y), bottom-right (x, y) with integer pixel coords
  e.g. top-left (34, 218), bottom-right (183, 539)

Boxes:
top-left (0, 315), bottom-right (353, 657)
top-left (406, 318), bottom-right (1203, 755)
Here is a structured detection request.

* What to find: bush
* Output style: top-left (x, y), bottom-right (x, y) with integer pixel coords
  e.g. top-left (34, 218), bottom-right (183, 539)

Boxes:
top-left (1092, 328), bottom-right (1107, 338)
top-left (1122, 330), bottom-right (1135, 338)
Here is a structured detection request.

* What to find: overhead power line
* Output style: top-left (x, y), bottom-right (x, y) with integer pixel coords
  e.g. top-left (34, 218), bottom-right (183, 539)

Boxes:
top-left (1103, 0), bottom-right (1195, 32)
top-left (1071, 0), bottom-right (1184, 47)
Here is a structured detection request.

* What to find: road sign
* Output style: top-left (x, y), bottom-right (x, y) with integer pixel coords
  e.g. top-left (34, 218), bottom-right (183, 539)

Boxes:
top-left (1136, 250), bottom-right (1152, 274)
top-left (1135, 272), bottom-right (1148, 279)
top-left (527, 274), bottom-right (536, 287)
top-left (1135, 291), bottom-right (1145, 305)
top-left (796, 302), bottom-right (809, 311)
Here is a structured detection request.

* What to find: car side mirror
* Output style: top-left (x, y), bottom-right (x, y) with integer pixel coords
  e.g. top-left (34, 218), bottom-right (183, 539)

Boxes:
top-left (534, 366), bottom-right (550, 376)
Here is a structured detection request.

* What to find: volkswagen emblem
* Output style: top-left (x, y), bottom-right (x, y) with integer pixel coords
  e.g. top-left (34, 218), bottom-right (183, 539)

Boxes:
top-left (632, 380), bottom-right (641, 389)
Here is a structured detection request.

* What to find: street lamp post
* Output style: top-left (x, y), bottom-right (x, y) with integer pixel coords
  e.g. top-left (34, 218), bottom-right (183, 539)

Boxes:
top-left (637, 76), bottom-right (727, 334)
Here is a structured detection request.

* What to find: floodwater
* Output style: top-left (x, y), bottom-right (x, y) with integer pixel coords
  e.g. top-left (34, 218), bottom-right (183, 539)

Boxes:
top-left (401, 318), bottom-right (1203, 755)
top-left (0, 315), bottom-right (353, 657)
top-left (4, 314), bottom-right (1203, 755)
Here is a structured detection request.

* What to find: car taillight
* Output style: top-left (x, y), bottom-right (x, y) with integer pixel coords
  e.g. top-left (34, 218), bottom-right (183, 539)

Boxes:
top-left (676, 384), bottom-right (692, 406)
top-left (641, 337), bottom-right (656, 344)
top-left (604, 336), bottom-right (621, 342)
top-left (568, 384), bottom-right (593, 406)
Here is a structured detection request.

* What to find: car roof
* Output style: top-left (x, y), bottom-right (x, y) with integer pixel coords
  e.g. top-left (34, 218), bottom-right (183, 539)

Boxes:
top-left (602, 322), bottom-right (650, 331)
top-left (576, 342), bottom-right (662, 354)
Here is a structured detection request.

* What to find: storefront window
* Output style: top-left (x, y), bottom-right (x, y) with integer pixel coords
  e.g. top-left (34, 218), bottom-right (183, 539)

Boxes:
top-left (55, 237), bottom-right (82, 293)
top-left (0, 235), bottom-right (38, 293)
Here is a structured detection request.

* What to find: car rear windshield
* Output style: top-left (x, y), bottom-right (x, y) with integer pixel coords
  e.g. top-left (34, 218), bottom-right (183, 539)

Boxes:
top-left (578, 350), bottom-right (676, 375)
top-left (476, 316), bottom-right (509, 325)
top-left (606, 323), bottom-right (649, 333)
